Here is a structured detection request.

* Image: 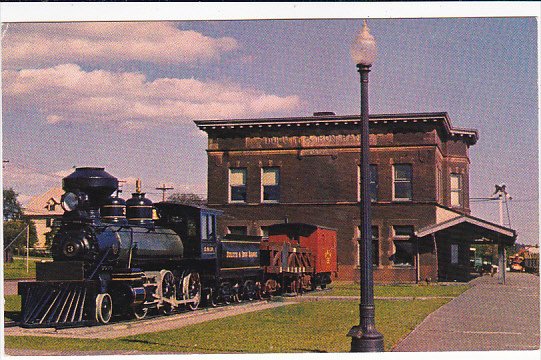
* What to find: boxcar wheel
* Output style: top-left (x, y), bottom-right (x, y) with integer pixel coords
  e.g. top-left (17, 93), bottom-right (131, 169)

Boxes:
top-left (161, 303), bottom-right (174, 315)
top-left (132, 306), bottom-right (148, 320)
top-left (95, 293), bottom-right (113, 324)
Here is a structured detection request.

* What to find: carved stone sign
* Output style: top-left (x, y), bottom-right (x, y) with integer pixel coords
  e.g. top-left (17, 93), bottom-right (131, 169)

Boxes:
top-left (245, 134), bottom-right (362, 149)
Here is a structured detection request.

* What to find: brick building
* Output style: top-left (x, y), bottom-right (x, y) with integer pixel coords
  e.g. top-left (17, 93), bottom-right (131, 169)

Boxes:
top-left (195, 112), bottom-right (516, 283)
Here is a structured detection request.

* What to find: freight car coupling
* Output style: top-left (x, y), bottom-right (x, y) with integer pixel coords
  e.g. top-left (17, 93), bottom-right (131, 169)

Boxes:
top-left (17, 167), bottom-right (338, 328)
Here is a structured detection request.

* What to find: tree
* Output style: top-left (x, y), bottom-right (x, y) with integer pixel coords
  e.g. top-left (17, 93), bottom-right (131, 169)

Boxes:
top-left (3, 188), bottom-right (38, 251)
top-left (3, 219), bottom-right (38, 251)
top-left (45, 226), bottom-right (59, 248)
top-left (3, 188), bottom-right (23, 221)
top-left (167, 193), bottom-right (206, 206)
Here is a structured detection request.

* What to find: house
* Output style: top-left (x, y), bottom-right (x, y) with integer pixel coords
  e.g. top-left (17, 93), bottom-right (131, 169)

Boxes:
top-left (23, 188), bottom-right (64, 250)
top-left (195, 112), bottom-right (516, 283)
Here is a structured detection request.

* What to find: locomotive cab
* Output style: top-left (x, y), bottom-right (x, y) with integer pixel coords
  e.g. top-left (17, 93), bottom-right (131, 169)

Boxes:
top-left (154, 202), bottom-right (222, 260)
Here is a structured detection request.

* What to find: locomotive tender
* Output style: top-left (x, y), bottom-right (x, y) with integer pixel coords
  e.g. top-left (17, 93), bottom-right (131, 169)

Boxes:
top-left (18, 167), bottom-right (337, 328)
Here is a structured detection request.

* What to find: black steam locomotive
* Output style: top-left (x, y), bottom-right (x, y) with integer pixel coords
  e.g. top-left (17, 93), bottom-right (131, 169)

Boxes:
top-left (18, 167), bottom-right (264, 327)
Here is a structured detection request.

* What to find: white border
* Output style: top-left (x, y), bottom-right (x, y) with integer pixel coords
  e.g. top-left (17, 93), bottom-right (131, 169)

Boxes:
top-left (0, 2), bottom-right (540, 22)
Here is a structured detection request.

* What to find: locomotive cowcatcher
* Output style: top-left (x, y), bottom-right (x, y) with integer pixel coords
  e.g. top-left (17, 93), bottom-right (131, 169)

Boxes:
top-left (17, 167), bottom-right (337, 328)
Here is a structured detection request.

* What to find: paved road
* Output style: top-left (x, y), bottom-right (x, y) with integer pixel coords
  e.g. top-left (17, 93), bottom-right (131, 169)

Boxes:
top-left (393, 272), bottom-right (540, 352)
top-left (3, 280), bottom-right (25, 296)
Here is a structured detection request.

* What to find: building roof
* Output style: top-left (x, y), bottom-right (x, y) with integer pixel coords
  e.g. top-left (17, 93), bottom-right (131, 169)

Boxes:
top-left (415, 214), bottom-right (517, 245)
top-left (194, 112), bottom-right (478, 145)
top-left (23, 187), bottom-right (64, 217)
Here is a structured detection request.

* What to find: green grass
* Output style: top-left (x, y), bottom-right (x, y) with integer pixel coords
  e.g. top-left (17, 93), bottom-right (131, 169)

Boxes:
top-left (5, 298), bottom-right (449, 353)
top-left (3, 256), bottom-right (51, 280)
top-left (4, 295), bottom-right (21, 312)
top-left (312, 281), bottom-right (470, 298)
top-left (4, 295), bottom-right (21, 322)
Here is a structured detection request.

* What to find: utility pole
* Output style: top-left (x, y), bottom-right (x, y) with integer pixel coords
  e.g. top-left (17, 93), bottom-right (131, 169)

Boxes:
top-left (156, 184), bottom-right (174, 202)
top-left (26, 224), bottom-right (30, 273)
top-left (493, 184), bottom-right (511, 285)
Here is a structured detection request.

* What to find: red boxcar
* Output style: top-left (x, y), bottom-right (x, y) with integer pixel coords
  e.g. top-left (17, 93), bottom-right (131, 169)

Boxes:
top-left (267, 223), bottom-right (337, 289)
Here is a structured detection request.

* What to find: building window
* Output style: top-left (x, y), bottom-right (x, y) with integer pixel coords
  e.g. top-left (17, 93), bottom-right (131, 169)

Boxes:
top-left (357, 165), bottom-right (378, 202)
top-left (228, 226), bottom-right (247, 235)
top-left (261, 226), bottom-right (270, 239)
top-left (372, 226), bottom-right (379, 266)
top-left (391, 225), bottom-right (414, 267)
top-left (262, 167), bottom-right (280, 202)
top-left (436, 167), bottom-right (443, 203)
top-left (451, 244), bottom-right (459, 264)
top-left (356, 225), bottom-right (380, 267)
top-left (450, 173), bottom-right (462, 207)
top-left (393, 164), bottom-right (412, 201)
top-left (229, 168), bottom-right (247, 203)
top-left (201, 213), bottom-right (216, 241)
top-left (393, 225), bottom-right (414, 238)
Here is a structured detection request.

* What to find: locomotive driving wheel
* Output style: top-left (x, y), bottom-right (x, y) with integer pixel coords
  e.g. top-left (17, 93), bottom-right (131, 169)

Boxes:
top-left (233, 283), bottom-right (242, 303)
top-left (160, 270), bottom-right (176, 315)
top-left (95, 293), bottom-right (113, 324)
top-left (186, 272), bottom-right (201, 311)
top-left (220, 282), bottom-right (232, 304)
top-left (207, 288), bottom-right (218, 307)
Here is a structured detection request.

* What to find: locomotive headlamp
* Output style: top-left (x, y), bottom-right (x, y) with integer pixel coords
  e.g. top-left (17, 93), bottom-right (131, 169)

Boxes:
top-left (61, 192), bottom-right (80, 212)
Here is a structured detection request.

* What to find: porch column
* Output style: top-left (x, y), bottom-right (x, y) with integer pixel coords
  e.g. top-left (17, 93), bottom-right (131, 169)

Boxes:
top-left (498, 243), bottom-right (506, 285)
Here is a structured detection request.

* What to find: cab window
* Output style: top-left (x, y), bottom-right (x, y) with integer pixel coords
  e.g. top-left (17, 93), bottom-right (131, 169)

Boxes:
top-left (201, 213), bottom-right (216, 241)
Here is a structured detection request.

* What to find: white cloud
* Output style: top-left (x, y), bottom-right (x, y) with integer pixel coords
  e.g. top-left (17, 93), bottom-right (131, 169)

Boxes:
top-left (2, 22), bottom-right (239, 67)
top-left (3, 64), bottom-right (301, 128)
top-left (2, 165), bottom-right (68, 198)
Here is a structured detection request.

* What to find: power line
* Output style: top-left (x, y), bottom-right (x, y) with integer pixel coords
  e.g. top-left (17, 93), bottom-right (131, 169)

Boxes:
top-left (156, 184), bottom-right (174, 202)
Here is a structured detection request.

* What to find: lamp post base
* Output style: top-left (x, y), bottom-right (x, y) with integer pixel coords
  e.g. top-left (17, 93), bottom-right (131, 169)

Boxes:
top-left (348, 325), bottom-right (385, 352)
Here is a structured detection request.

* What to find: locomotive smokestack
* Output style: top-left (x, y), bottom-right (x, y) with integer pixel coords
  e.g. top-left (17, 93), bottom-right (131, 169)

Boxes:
top-left (61, 167), bottom-right (118, 223)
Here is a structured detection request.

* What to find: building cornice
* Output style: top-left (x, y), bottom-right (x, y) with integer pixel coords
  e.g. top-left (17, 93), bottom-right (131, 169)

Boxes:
top-left (195, 112), bottom-right (478, 145)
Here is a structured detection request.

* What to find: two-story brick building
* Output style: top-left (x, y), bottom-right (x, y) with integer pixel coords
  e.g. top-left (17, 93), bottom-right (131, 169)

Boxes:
top-left (195, 112), bottom-right (516, 283)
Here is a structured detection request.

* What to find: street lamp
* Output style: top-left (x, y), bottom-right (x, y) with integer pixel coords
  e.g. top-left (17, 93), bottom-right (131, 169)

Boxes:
top-left (347, 20), bottom-right (384, 352)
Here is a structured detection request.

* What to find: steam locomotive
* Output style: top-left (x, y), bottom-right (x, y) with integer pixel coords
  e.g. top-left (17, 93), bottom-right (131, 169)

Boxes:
top-left (18, 167), bottom-right (337, 328)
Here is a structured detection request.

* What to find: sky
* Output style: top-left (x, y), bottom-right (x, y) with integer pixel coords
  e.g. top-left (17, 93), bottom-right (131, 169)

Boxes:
top-left (1, 10), bottom-right (539, 244)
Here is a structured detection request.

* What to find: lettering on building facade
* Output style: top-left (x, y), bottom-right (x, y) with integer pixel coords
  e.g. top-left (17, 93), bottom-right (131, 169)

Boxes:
top-left (245, 134), bottom-right (362, 149)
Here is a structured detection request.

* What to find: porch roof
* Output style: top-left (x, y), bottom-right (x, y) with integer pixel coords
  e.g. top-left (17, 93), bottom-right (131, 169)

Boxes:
top-left (415, 214), bottom-right (516, 245)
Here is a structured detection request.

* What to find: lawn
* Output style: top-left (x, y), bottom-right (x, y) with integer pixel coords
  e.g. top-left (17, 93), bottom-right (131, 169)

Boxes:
top-left (5, 298), bottom-right (450, 353)
top-left (3, 256), bottom-right (51, 280)
top-left (312, 281), bottom-right (470, 298)
top-left (4, 295), bottom-right (21, 322)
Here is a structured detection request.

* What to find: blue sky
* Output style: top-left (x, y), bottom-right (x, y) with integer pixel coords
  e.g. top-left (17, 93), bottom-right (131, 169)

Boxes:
top-left (2, 16), bottom-right (538, 244)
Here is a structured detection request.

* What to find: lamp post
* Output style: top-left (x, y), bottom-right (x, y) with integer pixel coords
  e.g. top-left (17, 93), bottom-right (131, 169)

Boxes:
top-left (347, 20), bottom-right (384, 352)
